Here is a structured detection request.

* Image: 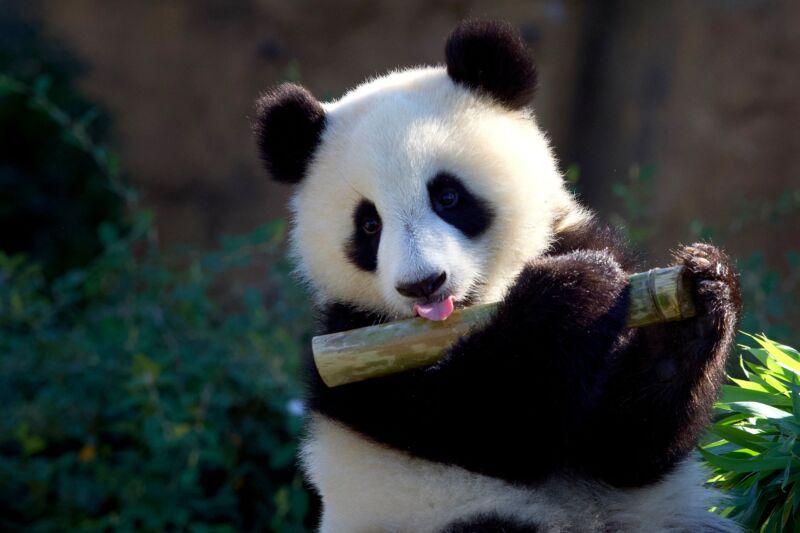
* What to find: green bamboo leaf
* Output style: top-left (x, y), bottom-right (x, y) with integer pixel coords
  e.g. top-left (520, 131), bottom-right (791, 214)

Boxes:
top-left (712, 412), bottom-right (751, 428)
top-left (720, 402), bottom-right (800, 437)
top-left (730, 377), bottom-right (769, 393)
top-left (777, 343), bottom-right (800, 359)
top-left (782, 460), bottom-right (793, 491)
top-left (699, 448), bottom-right (797, 473)
top-left (764, 501), bottom-right (785, 533)
top-left (720, 384), bottom-right (791, 407)
top-left (745, 346), bottom-right (793, 379)
top-left (781, 490), bottom-right (793, 530)
top-left (739, 356), bottom-right (785, 394)
top-left (725, 401), bottom-right (792, 420)
top-left (708, 424), bottom-right (770, 453)
top-left (738, 480), bottom-right (767, 525)
top-left (750, 334), bottom-right (800, 377)
top-left (744, 362), bottom-right (790, 394)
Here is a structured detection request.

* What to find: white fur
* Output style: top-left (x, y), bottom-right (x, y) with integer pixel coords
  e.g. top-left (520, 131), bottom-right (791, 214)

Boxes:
top-left (302, 416), bottom-right (737, 533)
top-left (289, 67), bottom-right (735, 532)
top-left (289, 66), bottom-right (589, 318)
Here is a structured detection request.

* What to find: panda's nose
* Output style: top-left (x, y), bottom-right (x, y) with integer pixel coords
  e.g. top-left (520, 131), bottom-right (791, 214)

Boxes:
top-left (396, 271), bottom-right (447, 299)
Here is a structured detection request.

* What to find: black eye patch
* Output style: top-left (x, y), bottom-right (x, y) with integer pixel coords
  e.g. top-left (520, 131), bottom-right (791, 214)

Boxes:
top-left (427, 172), bottom-right (493, 238)
top-left (345, 199), bottom-right (381, 272)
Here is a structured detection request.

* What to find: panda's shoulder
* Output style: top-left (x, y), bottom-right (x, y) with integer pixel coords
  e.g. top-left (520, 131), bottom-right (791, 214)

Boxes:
top-left (548, 215), bottom-right (640, 271)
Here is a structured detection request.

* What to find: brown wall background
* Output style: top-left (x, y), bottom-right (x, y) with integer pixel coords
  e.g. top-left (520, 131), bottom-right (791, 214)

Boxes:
top-left (19, 0), bottom-right (800, 268)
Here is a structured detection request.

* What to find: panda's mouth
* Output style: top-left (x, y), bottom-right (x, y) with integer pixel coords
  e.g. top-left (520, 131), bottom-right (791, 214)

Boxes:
top-left (413, 295), bottom-right (455, 321)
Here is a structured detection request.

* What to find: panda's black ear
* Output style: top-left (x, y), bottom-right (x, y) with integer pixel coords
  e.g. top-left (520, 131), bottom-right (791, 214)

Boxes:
top-left (253, 83), bottom-right (326, 184)
top-left (445, 20), bottom-right (538, 109)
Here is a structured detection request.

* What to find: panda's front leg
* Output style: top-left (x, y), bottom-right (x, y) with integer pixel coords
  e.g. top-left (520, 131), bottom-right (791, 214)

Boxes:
top-left (308, 249), bottom-right (631, 484)
top-left (583, 243), bottom-right (741, 487)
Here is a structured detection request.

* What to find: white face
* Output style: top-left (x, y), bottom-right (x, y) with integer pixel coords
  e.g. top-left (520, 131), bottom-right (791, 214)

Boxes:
top-left (290, 67), bottom-right (585, 318)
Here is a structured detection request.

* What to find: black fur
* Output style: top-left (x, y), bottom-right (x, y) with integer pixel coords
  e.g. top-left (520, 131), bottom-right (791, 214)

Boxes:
top-left (440, 513), bottom-right (538, 532)
top-left (308, 219), bottom-right (740, 488)
top-left (345, 199), bottom-right (382, 272)
top-left (547, 226), bottom-right (741, 485)
top-left (445, 20), bottom-right (538, 109)
top-left (253, 83), bottom-right (326, 184)
top-left (547, 219), bottom-right (639, 271)
top-left (319, 302), bottom-right (387, 334)
top-left (584, 243), bottom-right (741, 486)
top-left (308, 249), bottom-right (631, 484)
top-left (428, 172), bottom-right (494, 238)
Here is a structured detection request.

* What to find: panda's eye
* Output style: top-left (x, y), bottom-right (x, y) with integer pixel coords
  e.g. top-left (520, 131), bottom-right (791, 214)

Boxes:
top-left (362, 217), bottom-right (381, 235)
top-left (438, 188), bottom-right (459, 209)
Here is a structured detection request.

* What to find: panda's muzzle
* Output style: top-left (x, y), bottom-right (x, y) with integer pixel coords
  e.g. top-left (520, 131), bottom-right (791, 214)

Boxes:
top-left (395, 272), bottom-right (455, 321)
top-left (395, 271), bottom-right (447, 299)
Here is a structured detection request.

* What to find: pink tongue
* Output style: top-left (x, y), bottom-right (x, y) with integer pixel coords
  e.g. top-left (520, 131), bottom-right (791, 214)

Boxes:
top-left (414, 296), bottom-right (455, 321)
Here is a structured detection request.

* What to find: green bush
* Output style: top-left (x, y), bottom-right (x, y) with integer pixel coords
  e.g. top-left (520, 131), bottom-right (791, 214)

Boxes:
top-left (702, 335), bottom-right (800, 532)
top-left (0, 46), bottom-right (314, 528)
top-left (0, 12), bottom-right (127, 278)
top-left (0, 215), bottom-right (313, 532)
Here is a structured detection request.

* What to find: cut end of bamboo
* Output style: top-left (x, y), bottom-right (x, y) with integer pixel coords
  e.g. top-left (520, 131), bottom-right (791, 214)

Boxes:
top-left (627, 266), bottom-right (696, 327)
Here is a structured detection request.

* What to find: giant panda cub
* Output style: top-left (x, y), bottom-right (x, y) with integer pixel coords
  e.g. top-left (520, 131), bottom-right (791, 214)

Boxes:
top-left (253, 20), bottom-right (741, 533)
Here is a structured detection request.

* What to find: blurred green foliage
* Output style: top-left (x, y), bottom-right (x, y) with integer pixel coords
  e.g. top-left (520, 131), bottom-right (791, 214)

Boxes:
top-left (0, 27), bottom-right (314, 528)
top-left (607, 163), bottom-right (658, 247)
top-left (0, 215), bottom-right (313, 532)
top-left (0, 12), bottom-right (126, 278)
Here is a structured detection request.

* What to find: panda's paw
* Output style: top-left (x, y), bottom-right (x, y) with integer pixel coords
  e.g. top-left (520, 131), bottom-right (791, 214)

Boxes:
top-left (672, 243), bottom-right (741, 318)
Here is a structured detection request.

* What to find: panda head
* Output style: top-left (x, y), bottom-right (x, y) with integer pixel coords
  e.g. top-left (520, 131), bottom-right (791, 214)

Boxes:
top-left (254, 20), bottom-right (588, 319)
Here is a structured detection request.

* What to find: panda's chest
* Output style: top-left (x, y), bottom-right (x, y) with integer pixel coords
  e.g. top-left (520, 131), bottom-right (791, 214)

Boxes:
top-left (300, 415), bottom-right (581, 533)
top-left (299, 415), bottom-right (732, 533)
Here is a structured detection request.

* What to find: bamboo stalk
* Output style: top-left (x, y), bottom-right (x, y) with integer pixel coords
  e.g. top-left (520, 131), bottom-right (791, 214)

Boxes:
top-left (313, 265), bottom-right (695, 387)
